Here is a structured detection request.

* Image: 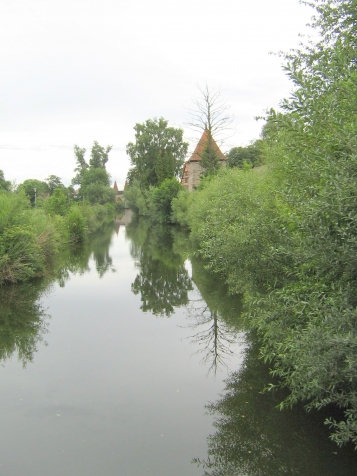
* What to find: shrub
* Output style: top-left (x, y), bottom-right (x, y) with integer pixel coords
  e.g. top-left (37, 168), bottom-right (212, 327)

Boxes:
top-left (171, 188), bottom-right (195, 227)
top-left (124, 180), bottom-right (152, 217)
top-left (0, 190), bottom-right (30, 234)
top-left (43, 187), bottom-right (69, 216)
top-left (65, 206), bottom-right (88, 243)
top-left (150, 178), bottom-right (183, 224)
top-left (0, 225), bottom-right (45, 284)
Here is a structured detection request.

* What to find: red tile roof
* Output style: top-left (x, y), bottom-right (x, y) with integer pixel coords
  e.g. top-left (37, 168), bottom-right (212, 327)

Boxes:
top-left (188, 129), bottom-right (226, 162)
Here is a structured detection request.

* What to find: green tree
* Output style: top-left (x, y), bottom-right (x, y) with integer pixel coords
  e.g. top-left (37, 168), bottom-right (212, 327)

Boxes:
top-left (43, 187), bottom-right (69, 216)
top-left (151, 178), bottom-right (183, 224)
top-left (72, 142), bottom-right (115, 205)
top-left (0, 170), bottom-right (11, 192)
top-left (227, 140), bottom-right (262, 169)
top-left (123, 180), bottom-right (151, 216)
top-left (18, 179), bottom-right (49, 206)
top-left (72, 145), bottom-right (89, 187)
top-left (45, 175), bottom-right (64, 196)
top-left (89, 141), bottom-right (112, 169)
top-left (83, 183), bottom-right (116, 205)
top-left (201, 140), bottom-right (220, 176)
top-left (126, 118), bottom-right (188, 189)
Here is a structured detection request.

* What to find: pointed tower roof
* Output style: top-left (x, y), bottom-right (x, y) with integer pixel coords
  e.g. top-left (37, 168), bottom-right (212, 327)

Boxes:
top-left (113, 180), bottom-right (119, 192)
top-left (188, 129), bottom-right (226, 162)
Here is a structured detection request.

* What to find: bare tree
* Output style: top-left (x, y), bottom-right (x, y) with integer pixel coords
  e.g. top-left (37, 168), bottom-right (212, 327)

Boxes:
top-left (187, 83), bottom-right (233, 141)
top-left (183, 294), bottom-right (238, 376)
top-left (186, 83), bottom-right (233, 175)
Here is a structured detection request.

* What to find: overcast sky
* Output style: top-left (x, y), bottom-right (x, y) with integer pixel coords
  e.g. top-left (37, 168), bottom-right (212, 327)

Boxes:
top-left (0, 0), bottom-right (313, 188)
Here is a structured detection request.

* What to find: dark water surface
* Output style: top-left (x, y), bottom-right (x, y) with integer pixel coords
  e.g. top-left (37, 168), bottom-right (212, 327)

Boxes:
top-left (0, 217), bottom-right (356, 475)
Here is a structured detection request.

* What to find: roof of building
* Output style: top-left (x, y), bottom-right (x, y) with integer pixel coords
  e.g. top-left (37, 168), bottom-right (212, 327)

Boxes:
top-left (113, 181), bottom-right (119, 192)
top-left (188, 129), bottom-right (226, 162)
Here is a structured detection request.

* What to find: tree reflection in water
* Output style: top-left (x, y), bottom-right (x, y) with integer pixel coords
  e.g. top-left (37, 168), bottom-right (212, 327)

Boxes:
top-left (126, 220), bottom-right (193, 316)
top-left (185, 256), bottom-right (243, 375)
top-left (127, 220), bottom-right (243, 373)
top-left (0, 283), bottom-right (49, 366)
top-left (193, 335), bottom-right (357, 476)
top-left (185, 300), bottom-right (240, 376)
top-left (0, 224), bottom-right (116, 367)
top-left (54, 223), bottom-right (116, 287)
top-left (89, 225), bottom-right (115, 277)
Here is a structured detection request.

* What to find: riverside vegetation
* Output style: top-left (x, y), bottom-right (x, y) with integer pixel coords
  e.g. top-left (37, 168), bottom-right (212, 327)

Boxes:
top-left (0, 142), bottom-right (122, 286)
top-left (124, 0), bottom-right (357, 447)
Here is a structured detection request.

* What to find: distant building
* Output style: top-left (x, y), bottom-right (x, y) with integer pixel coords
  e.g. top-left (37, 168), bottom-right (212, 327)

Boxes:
top-left (181, 129), bottom-right (226, 191)
top-left (113, 180), bottom-right (128, 206)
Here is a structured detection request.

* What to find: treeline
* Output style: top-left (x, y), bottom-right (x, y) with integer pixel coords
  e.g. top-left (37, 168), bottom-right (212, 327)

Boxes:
top-left (0, 142), bottom-right (122, 286)
top-left (123, 117), bottom-right (263, 224)
top-left (170, 0), bottom-right (357, 446)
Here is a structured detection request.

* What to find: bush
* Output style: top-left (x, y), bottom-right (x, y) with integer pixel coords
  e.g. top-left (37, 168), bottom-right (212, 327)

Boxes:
top-left (150, 178), bottom-right (183, 224)
top-left (0, 190), bottom-right (30, 234)
top-left (0, 225), bottom-right (45, 284)
top-left (43, 187), bottom-right (69, 216)
top-left (186, 166), bottom-right (291, 294)
top-left (0, 185), bottom-right (115, 285)
top-left (64, 206), bottom-right (88, 243)
top-left (182, 0), bottom-right (357, 446)
top-left (123, 180), bottom-right (152, 217)
top-left (171, 188), bottom-right (195, 227)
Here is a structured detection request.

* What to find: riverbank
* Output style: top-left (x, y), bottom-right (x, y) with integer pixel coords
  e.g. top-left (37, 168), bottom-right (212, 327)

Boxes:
top-left (163, 0), bottom-right (357, 446)
top-left (0, 190), bottom-right (116, 285)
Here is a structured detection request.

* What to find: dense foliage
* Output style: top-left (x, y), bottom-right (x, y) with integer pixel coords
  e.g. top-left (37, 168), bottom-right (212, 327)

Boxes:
top-left (0, 151), bottom-right (116, 286)
top-left (0, 170), bottom-right (11, 192)
top-left (126, 117), bottom-right (188, 189)
top-left (18, 178), bottom-right (50, 206)
top-left (200, 137), bottom-right (221, 176)
top-left (227, 140), bottom-right (262, 169)
top-left (72, 142), bottom-right (116, 205)
top-left (124, 178), bottom-right (184, 224)
top-left (173, 0), bottom-right (357, 446)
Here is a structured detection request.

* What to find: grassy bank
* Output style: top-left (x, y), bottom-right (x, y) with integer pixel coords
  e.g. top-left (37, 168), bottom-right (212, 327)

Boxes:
top-left (0, 190), bottom-right (115, 286)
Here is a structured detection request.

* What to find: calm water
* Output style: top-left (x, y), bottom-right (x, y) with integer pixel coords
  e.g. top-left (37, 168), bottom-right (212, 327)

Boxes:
top-left (0, 215), bottom-right (356, 475)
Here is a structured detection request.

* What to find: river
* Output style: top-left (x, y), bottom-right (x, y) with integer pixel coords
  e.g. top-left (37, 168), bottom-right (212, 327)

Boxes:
top-left (0, 214), bottom-right (356, 475)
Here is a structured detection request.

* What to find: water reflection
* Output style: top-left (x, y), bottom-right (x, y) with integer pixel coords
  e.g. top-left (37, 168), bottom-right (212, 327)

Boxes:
top-left (186, 257), bottom-right (243, 375)
top-left (126, 219), bottom-right (243, 372)
top-left (2, 219), bottom-right (357, 474)
top-left (0, 283), bottom-right (49, 366)
top-left (89, 226), bottom-right (115, 277)
top-left (0, 224), bottom-right (116, 366)
top-left (194, 336), bottom-right (357, 475)
top-left (54, 223), bottom-right (116, 287)
top-left (126, 220), bottom-right (193, 316)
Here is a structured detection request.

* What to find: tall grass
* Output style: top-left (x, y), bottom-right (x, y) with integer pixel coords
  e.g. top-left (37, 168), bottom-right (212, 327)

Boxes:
top-left (0, 191), bottom-right (115, 285)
